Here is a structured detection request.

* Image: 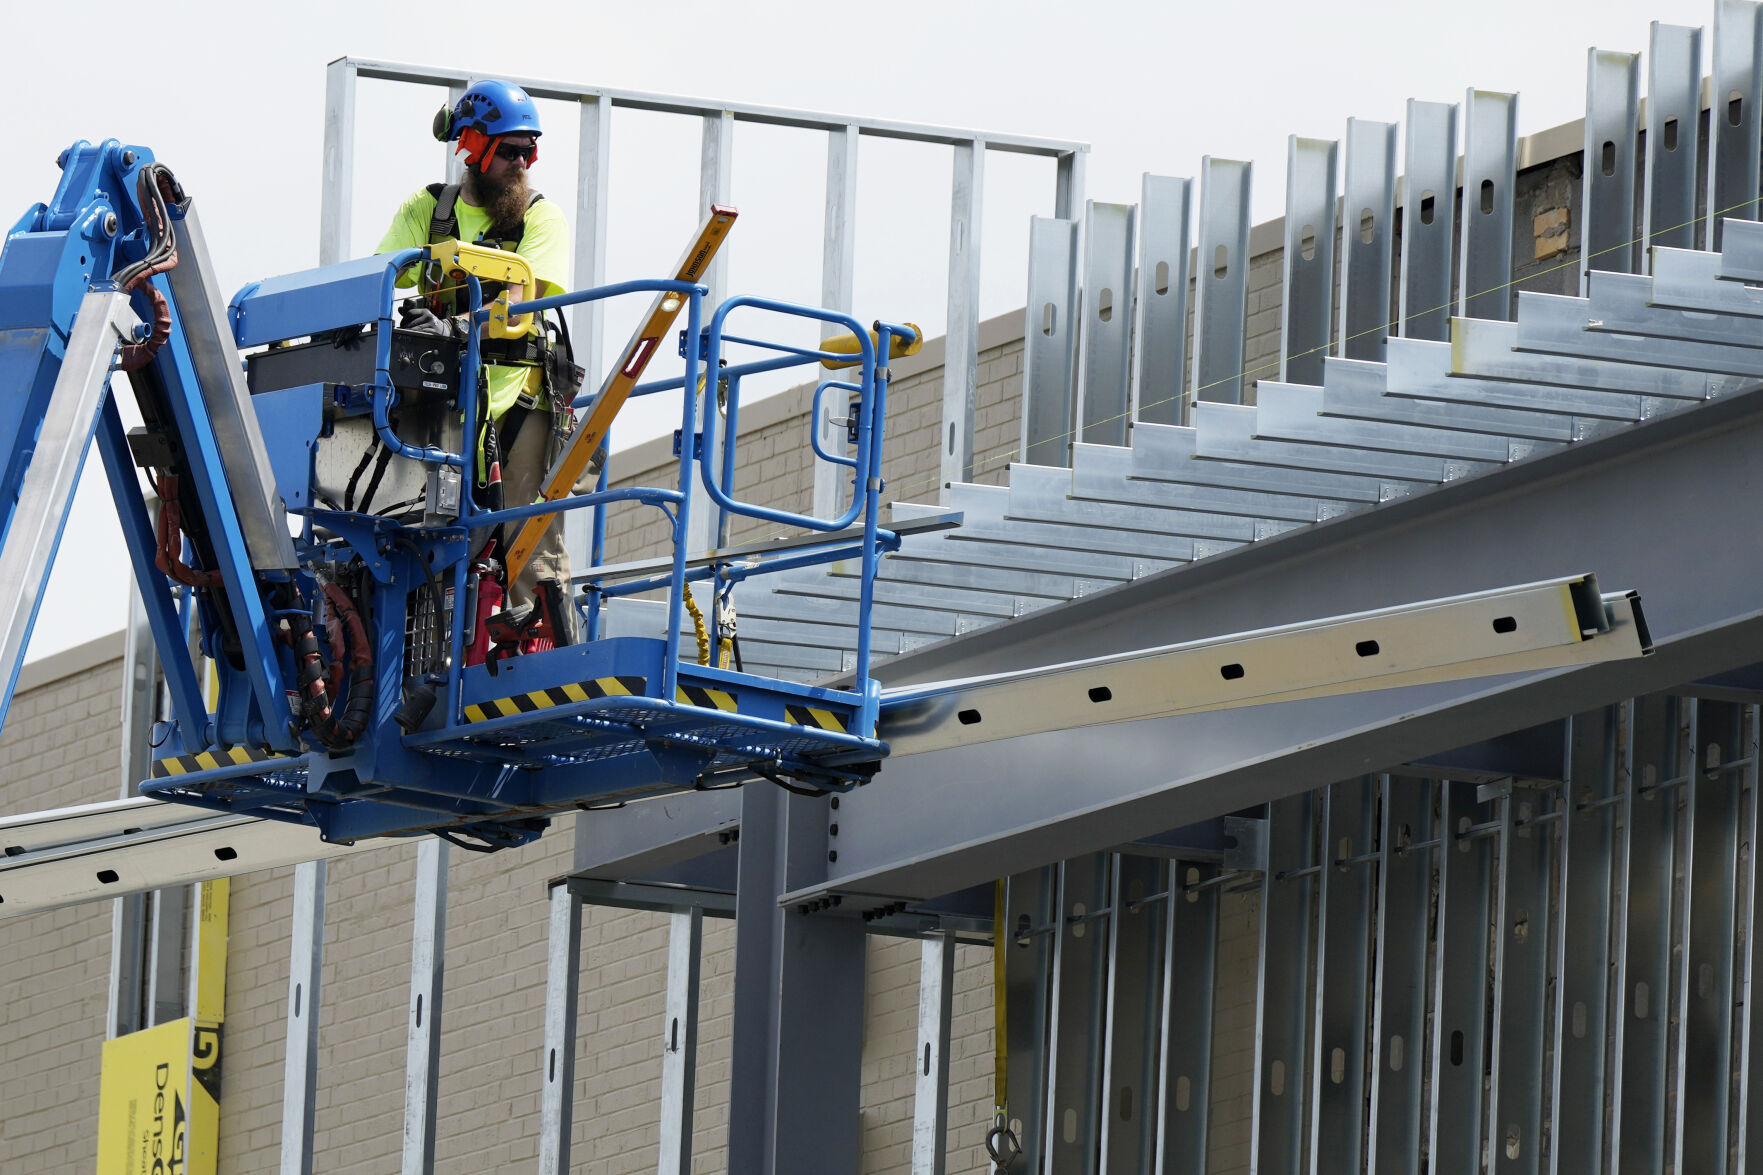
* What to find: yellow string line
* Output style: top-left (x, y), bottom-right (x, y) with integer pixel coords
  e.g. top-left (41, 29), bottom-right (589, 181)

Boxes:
top-left (869, 195), bottom-right (1750, 507)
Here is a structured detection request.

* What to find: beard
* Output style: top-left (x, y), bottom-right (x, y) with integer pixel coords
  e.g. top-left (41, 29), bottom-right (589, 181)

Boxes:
top-left (466, 164), bottom-right (532, 237)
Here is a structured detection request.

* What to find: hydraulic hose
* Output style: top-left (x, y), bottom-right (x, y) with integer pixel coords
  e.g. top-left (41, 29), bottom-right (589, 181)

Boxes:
top-left (116, 163), bottom-right (183, 372)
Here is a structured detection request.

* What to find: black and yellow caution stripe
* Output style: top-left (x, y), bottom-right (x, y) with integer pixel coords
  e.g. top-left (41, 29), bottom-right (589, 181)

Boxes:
top-left (785, 704), bottom-right (849, 734)
top-left (675, 683), bottom-right (738, 712)
top-left (463, 675), bottom-right (648, 724)
top-left (152, 745), bottom-right (293, 779)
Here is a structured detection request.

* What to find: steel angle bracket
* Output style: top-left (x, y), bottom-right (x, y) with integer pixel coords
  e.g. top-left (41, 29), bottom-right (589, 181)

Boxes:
top-left (875, 574), bottom-right (1649, 758)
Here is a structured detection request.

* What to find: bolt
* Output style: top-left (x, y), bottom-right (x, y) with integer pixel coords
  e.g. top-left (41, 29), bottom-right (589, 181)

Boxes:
top-left (829, 796), bottom-right (840, 810)
top-left (122, 150), bottom-right (136, 166)
top-left (828, 823), bottom-right (839, 836)
top-left (102, 212), bottom-right (118, 238)
top-left (828, 850), bottom-right (838, 863)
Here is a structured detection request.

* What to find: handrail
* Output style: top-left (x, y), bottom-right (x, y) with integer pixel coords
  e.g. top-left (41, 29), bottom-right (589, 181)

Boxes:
top-left (698, 296), bottom-right (877, 534)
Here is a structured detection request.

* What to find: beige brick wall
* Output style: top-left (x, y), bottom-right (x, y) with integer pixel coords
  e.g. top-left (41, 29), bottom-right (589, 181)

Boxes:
top-left (0, 641), bottom-right (126, 1174)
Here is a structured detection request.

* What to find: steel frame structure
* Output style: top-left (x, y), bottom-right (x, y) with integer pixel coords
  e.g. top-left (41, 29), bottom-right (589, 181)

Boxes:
top-left (12, 10), bottom-right (1763, 1173)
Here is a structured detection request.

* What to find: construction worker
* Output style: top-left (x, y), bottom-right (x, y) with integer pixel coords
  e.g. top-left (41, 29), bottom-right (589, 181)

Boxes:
top-left (377, 78), bottom-right (584, 644)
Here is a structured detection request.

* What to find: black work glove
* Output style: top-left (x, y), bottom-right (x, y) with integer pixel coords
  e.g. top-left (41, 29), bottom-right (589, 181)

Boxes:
top-left (398, 301), bottom-right (452, 337)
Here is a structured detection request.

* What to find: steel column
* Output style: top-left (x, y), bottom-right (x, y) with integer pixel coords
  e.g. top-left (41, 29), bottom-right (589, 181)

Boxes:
top-left (320, 59), bottom-right (356, 267)
top-left (691, 111), bottom-right (734, 555)
top-left (1056, 149), bottom-right (1087, 221)
top-left (1022, 217), bottom-right (1080, 468)
top-left (573, 94), bottom-right (612, 380)
top-left (1399, 100), bottom-right (1458, 342)
top-left (943, 138), bottom-right (985, 493)
top-left (1099, 854), bottom-right (1162, 1172)
top-left (1339, 120), bottom-right (1398, 362)
top-left (1309, 777), bottom-right (1375, 1174)
top-left (1674, 700), bottom-right (1742, 1174)
top-left (1154, 860), bottom-right (1217, 1173)
top-left (1549, 708), bottom-right (1620, 1175)
top-left (1044, 854), bottom-right (1109, 1174)
top-left (1738, 704), bottom-right (1763, 1173)
top-left (1368, 777), bottom-right (1431, 1174)
top-left (1429, 782), bottom-right (1492, 1175)
top-left (1253, 794), bottom-right (1315, 1174)
top-left (1002, 867), bottom-right (1055, 1175)
top-left (815, 124), bottom-right (860, 520)
top-left (727, 784), bottom-right (781, 1173)
top-left (1488, 787), bottom-right (1553, 1175)
top-left (1280, 137), bottom-right (1339, 386)
top-left (401, 840), bottom-right (448, 1175)
top-left (145, 885), bottom-right (189, 1026)
top-left (280, 859), bottom-right (325, 1175)
top-left (911, 930), bottom-right (957, 1175)
top-left (1613, 694), bottom-right (1681, 1170)
top-left (1643, 23), bottom-right (1702, 256)
top-left (1190, 158), bottom-right (1253, 409)
top-left (1582, 51), bottom-right (1641, 287)
top-left (1459, 90), bottom-right (1518, 321)
top-left (1711, 0), bottom-right (1763, 247)
top-left (1133, 174), bottom-right (1191, 427)
top-left (658, 907), bottom-right (703, 1175)
top-left (538, 880), bottom-right (582, 1175)
top-left (1078, 202), bottom-right (1136, 446)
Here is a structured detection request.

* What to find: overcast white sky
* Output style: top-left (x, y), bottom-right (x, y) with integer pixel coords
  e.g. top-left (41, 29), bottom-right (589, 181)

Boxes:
top-left (13, 0), bottom-right (1706, 661)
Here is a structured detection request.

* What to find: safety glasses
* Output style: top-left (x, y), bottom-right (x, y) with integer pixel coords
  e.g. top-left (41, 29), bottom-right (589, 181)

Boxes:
top-left (494, 142), bottom-right (538, 165)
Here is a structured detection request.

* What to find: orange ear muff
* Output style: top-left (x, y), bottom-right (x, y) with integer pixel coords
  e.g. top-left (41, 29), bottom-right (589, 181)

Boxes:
top-left (457, 127), bottom-right (492, 169)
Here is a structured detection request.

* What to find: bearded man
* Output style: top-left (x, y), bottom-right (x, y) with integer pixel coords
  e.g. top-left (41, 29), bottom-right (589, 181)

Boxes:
top-left (376, 79), bottom-right (581, 642)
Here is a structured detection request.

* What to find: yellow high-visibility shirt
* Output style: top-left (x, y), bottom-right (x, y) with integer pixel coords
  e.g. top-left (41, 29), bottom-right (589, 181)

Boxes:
top-left (376, 187), bottom-right (570, 420)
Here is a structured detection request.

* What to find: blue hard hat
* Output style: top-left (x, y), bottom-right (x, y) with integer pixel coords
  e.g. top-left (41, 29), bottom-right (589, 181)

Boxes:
top-left (433, 80), bottom-right (542, 143)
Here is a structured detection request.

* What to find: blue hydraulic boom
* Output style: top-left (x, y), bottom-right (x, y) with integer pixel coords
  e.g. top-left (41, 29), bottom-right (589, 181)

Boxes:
top-left (0, 141), bottom-right (913, 850)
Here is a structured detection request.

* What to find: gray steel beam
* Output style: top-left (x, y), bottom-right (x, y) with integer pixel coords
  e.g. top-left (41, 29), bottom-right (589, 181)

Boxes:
top-left (1253, 794), bottom-right (1314, 1175)
top-left (784, 381), bottom-right (1763, 906)
top-left (538, 879), bottom-right (582, 1175)
top-left (1045, 854), bottom-right (1108, 1174)
top-left (1099, 854), bottom-right (1162, 1172)
top-left (1399, 100), bottom-right (1458, 343)
top-left (815, 124), bottom-right (860, 521)
top-left (1460, 91), bottom-right (1518, 321)
top-left (658, 908), bottom-right (703, 1175)
top-left (1022, 217), bottom-right (1081, 468)
top-left (1153, 859), bottom-right (1217, 1173)
top-left (1190, 158), bottom-right (1252, 409)
top-left (1367, 777), bottom-right (1430, 1174)
top-left (911, 930), bottom-right (956, 1175)
top-left (1644, 23), bottom-right (1703, 256)
top-left (1430, 782), bottom-right (1493, 1175)
top-left (1549, 707), bottom-right (1619, 1175)
top-left (573, 790), bottom-right (739, 878)
top-left (1613, 694), bottom-right (1680, 1169)
top-left (1280, 137), bottom-right (1339, 386)
top-left (1488, 787), bottom-right (1552, 1175)
top-left (280, 859), bottom-right (325, 1175)
top-left (1339, 120), bottom-right (1398, 362)
top-left (1134, 174), bottom-right (1192, 427)
top-left (1581, 50), bottom-right (1641, 287)
top-left (1711, 0), bottom-right (1763, 248)
top-left (401, 839), bottom-right (447, 1175)
top-left (1078, 202), bottom-right (1135, 446)
top-left (1309, 777), bottom-right (1374, 1175)
top-left (1674, 700), bottom-right (1742, 1174)
top-left (943, 139), bottom-right (985, 492)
